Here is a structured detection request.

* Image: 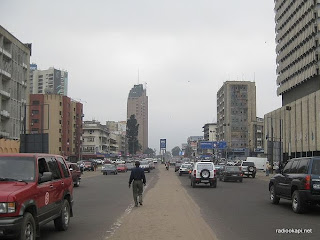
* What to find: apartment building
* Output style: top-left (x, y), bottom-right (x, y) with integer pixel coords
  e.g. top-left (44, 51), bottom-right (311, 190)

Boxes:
top-left (0, 25), bottom-right (31, 141)
top-left (217, 81), bottom-right (256, 158)
top-left (106, 121), bottom-right (126, 155)
top-left (29, 66), bottom-right (68, 96)
top-left (23, 94), bottom-right (83, 160)
top-left (127, 84), bottom-right (148, 152)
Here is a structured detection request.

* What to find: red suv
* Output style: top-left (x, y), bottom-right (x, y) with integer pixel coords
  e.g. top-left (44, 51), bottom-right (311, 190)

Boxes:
top-left (0, 153), bottom-right (74, 239)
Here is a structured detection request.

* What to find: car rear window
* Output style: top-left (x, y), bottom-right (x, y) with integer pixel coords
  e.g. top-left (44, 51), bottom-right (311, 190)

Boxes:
top-left (140, 161), bottom-right (148, 165)
top-left (242, 162), bottom-right (254, 166)
top-left (225, 166), bottom-right (241, 171)
top-left (311, 159), bottom-right (320, 175)
top-left (197, 163), bottom-right (214, 171)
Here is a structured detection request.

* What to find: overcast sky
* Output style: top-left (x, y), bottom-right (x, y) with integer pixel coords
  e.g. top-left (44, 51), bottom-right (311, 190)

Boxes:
top-left (1, 0), bottom-right (281, 153)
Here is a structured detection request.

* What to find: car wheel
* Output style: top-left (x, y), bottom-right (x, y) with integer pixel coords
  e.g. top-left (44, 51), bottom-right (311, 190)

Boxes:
top-left (248, 166), bottom-right (254, 172)
top-left (54, 199), bottom-right (71, 231)
top-left (20, 212), bottom-right (36, 240)
top-left (270, 185), bottom-right (280, 204)
top-left (200, 169), bottom-right (210, 179)
top-left (191, 180), bottom-right (196, 188)
top-left (74, 177), bottom-right (80, 187)
top-left (292, 190), bottom-right (307, 213)
top-left (211, 181), bottom-right (217, 188)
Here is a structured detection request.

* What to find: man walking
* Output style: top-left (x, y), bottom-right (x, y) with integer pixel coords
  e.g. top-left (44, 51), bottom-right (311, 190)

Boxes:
top-left (129, 161), bottom-right (146, 207)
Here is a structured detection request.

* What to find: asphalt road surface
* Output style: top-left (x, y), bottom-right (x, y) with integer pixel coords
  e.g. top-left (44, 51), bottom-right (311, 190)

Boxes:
top-left (40, 168), bottom-right (159, 240)
top-left (178, 173), bottom-right (320, 240)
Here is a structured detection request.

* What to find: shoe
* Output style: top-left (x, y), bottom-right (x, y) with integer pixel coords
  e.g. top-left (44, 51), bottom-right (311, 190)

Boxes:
top-left (139, 202), bottom-right (143, 206)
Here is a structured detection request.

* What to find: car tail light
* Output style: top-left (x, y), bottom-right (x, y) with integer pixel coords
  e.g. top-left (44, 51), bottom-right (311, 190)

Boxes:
top-left (193, 170), bottom-right (196, 177)
top-left (214, 169), bottom-right (217, 175)
top-left (305, 175), bottom-right (311, 190)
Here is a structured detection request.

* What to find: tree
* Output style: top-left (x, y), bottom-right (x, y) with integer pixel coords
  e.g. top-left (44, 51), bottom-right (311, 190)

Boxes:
top-left (143, 148), bottom-right (156, 157)
top-left (184, 145), bottom-right (193, 158)
top-left (171, 146), bottom-right (181, 156)
top-left (126, 114), bottom-right (139, 155)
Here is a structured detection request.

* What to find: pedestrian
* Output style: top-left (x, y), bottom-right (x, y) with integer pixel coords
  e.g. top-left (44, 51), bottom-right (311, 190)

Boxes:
top-left (129, 161), bottom-right (146, 207)
top-left (266, 162), bottom-right (270, 176)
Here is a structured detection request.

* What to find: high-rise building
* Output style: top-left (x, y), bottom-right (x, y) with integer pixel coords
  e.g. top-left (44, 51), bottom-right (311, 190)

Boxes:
top-left (127, 84), bottom-right (148, 152)
top-left (24, 94), bottom-right (83, 160)
top-left (29, 67), bottom-right (68, 96)
top-left (217, 81), bottom-right (256, 158)
top-left (0, 25), bottom-right (31, 140)
top-left (264, 1), bottom-right (320, 161)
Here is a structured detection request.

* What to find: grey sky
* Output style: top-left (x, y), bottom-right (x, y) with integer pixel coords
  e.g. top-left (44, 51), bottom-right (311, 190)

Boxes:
top-left (1, 0), bottom-right (281, 153)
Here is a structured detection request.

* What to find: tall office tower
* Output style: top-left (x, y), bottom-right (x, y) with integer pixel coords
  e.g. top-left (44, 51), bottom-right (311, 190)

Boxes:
top-left (275, 0), bottom-right (318, 105)
top-left (0, 25), bottom-right (31, 140)
top-left (264, 1), bottom-right (320, 160)
top-left (127, 84), bottom-right (148, 152)
top-left (217, 81), bottom-right (256, 158)
top-left (29, 67), bottom-right (68, 96)
top-left (24, 94), bottom-right (83, 160)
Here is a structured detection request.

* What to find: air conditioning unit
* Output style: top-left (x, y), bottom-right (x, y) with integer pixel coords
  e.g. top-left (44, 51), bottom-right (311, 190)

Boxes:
top-left (31, 123), bottom-right (34, 126)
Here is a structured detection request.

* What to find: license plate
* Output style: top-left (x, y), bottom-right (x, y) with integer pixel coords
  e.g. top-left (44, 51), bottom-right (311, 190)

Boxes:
top-left (313, 184), bottom-right (320, 189)
top-left (202, 180), bottom-right (209, 183)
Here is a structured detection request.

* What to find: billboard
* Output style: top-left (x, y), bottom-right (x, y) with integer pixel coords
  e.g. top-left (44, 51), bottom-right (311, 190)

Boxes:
top-left (200, 141), bottom-right (227, 149)
top-left (160, 139), bottom-right (166, 149)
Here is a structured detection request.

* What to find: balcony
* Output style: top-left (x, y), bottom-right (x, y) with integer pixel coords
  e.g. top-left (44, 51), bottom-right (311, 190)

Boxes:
top-left (0, 90), bottom-right (10, 99)
top-left (2, 49), bottom-right (12, 59)
top-left (0, 110), bottom-right (10, 118)
top-left (1, 69), bottom-right (11, 80)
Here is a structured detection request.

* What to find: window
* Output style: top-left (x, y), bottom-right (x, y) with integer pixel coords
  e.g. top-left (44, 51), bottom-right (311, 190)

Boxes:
top-left (283, 161), bottom-right (293, 174)
top-left (297, 159), bottom-right (309, 174)
top-left (45, 157), bottom-right (61, 180)
top-left (31, 110), bottom-right (39, 115)
top-left (32, 100), bottom-right (40, 105)
top-left (56, 157), bottom-right (70, 178)
top-left (290, 160), bottom-right (299, 173)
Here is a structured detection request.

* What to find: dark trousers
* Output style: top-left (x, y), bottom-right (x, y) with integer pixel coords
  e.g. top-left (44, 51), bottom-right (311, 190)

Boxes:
top-left (132, 180), bottom-right (143, 205)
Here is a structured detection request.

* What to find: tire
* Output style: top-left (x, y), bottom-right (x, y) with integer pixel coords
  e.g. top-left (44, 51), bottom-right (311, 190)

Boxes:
top-left (20, 212), bottom-right (36, 240)
top-left (192, 180), bottom-right (196, 188)
top-left (200, 169), bottom-right (210, 179)
top-left (252, 174), bottom-right (256, 178)
top-left (211, 181), bottom-right (217, 188)
top-left (248, 166), bottom-right (254, 172)
top-left (292, 190), bottom-right (307, 213)
top-left (270, 185), bottom-right (280, 204)
top-left (54, 199), bottom-right (71, 231)
top-left (74, 177), bottom-right (80, 187)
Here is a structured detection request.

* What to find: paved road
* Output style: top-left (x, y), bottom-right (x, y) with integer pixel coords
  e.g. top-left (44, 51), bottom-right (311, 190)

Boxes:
top-left (178, 173), bottom-right (320, 240)
top-left (40, 168), bottom-right (159, 240)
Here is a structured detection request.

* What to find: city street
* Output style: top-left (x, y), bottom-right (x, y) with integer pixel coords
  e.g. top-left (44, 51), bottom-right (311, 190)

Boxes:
top-left (178, 173), bottom-right (320, 240)
top-left (39, 168), bottom-right (159, 240)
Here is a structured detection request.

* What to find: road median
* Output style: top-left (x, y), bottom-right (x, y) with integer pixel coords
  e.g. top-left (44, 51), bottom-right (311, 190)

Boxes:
top-left (107, 166), bottom-right (218, 240)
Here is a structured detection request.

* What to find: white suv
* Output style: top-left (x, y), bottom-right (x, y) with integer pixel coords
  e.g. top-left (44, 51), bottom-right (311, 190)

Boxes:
top-left (190, 161), bottom-right (217, 188)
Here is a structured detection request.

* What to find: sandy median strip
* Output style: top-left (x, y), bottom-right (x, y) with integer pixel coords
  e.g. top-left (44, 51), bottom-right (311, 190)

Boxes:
top-left (106, 166), bottom-right (218, 240)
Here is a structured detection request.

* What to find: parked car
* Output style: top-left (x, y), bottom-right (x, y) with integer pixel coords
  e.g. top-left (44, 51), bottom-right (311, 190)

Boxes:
top-left (0, 153), bottom-right (73, 239)
top-left (190, 161), bottom-right (217, 188)
top-left (101, 164), bottom-right (118, 175)
top-left (214, 164), bottom-right (225, 176)
top-left (140, 160), bottom-right (150, 172)
top-left (219, 166), bottom-right (243, 182)
top-left (67, 161), bottom-right (82, 187)
top-left (117, 164), bottom-right (128, 172)
top-left (179, 163), bottom-right (193, 176)
top-left (149, 161), bottom-right (155, 170)
top-left (115, 159), bottom-right (125, 164)
top-left (269, 157), bottom-right (320, 213)
top-left (241, 161), bottom-right (256, 178)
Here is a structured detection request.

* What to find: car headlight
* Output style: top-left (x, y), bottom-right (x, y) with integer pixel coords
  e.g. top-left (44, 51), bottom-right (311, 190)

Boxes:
top-left (0, 202), bottom-right (16, 213)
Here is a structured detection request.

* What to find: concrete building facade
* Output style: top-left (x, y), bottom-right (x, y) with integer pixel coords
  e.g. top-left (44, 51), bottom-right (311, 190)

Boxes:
top-left (29, 67), bottom-right (68, 96)
top-left (202, 123), bottom-right (217, 155)
top-left (217, 81), bottom-right (256, 158)
top-left (26, 94), bottom-right (83, 160)
top-left (127, 84), bottom-right (148, 152)
top-left (0, 25), bottom-right (31, 140)
top-left (264, 0), bottom-right (320, 162)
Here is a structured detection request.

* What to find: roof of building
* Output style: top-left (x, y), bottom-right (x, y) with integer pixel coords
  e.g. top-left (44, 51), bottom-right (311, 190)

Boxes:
top-left (128, 84), bottom-right (144, 98)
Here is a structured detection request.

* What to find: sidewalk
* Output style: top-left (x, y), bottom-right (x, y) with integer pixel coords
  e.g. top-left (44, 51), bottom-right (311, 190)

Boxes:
top-left (256, 170), bottom-right (275, 182)
top-left (107, 166), bottom-right (218, 240)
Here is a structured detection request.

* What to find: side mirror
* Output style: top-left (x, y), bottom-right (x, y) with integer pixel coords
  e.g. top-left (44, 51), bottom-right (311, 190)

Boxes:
top-left (39, 172), bottom-right (52, 183)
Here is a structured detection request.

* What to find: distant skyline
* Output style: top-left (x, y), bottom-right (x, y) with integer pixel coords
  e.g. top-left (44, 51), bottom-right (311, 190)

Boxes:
top-left (1, 0), bottom-right (281, 153)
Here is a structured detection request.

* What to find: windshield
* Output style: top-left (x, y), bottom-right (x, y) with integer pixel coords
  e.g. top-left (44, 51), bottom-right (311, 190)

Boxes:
top-left (181, 164), bottom-right (191, 168)
top-left (242, 162), bottom-right (254, 166)
top-left (225, 166), bottom-right (241, 171)
top-left (140, 161), bottom-right (148, 165)
top-left (0, 157), bottom-right (35, 182)
top-left (197, 163), bottom-right (214, 171)
top-left (104, 165), bottom-right (115, 169)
